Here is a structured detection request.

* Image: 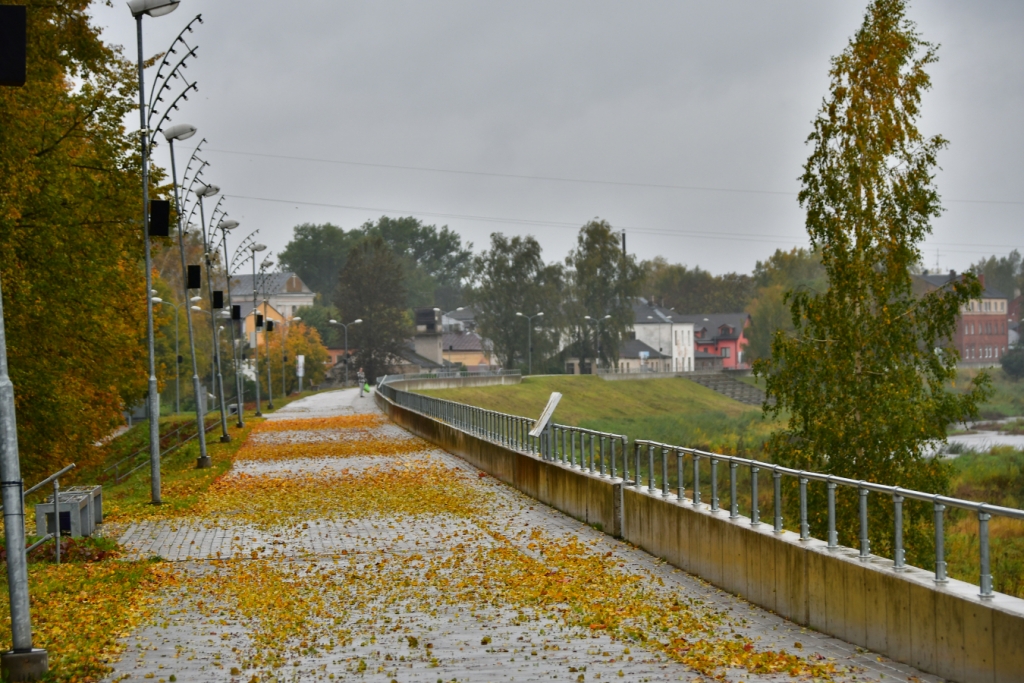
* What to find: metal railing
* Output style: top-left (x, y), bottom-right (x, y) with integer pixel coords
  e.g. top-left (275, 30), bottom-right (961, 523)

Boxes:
top-left (378, 377), bottom-right (628, 478)
top-left (379, 369), bottom-right (520, 383)
top-left (632, 439), bottom-right (1024, 599)
top-left (102, 414), bottom-right (218, 483)
top-left (378, 373), bottom-right (1024, 601)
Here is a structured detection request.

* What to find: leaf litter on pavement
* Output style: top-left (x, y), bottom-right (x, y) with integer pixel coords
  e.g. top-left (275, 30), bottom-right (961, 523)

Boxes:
top-left (108, 405), bottom-right (844, 682)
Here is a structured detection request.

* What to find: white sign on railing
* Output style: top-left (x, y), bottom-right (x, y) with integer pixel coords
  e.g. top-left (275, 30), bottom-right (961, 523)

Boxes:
top-left (529, 392), bottom-right (562, 438)
top-left (296, 355), bottom-right (305, 377)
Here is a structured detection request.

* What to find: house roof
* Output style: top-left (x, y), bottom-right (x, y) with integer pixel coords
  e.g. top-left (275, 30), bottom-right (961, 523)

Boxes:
top-left (694, 350), bottom-right (724, 360)
top-left (915, 273), bottom-right (1007, 300)
top-left (397, 342), bottom-right (444, 369)
top-left (619, 338), bottom-right (670, 360)
top-left (235, 300), bottom-right (283, 320)
top-left (677, 313), bottom-right (749, 341)
top-left (442, 331), bottom-right (489, 352)
top-left (229, 272), bottom-right (312, 298)
top-left (632, 298), bottom-right (677, 325)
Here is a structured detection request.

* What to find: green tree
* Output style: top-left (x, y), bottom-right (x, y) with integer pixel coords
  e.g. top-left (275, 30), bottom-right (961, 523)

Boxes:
top-left (971, 250), bottom-right (1023, 299)
top-left (565, 220), bottom-right (644, 370)
top-left (745, 248), bottom-right (826, 361)
top-left (1002, 344), bottom-right (1024, 381)
top-left (0, 0), bottom-right (155, 476)
top-left (359, 216), bottom-right (473, 309)
top-left (335, 236), bottom-right (410, 382)
top-left (294, 303), bottom-right (342, 348)
top-left (277, 223), bottom-right (355, 298)
top-left (642, 259), bottom-right (754, 315)
top-left (470, 233), bottom-right (563, 370)
top-left (755, 0), bottom-right (991, 565)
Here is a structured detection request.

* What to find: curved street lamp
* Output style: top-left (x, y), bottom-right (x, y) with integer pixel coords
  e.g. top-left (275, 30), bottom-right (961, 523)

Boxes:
top-left (151, 297), bottom-right (180, 413)
top-left (214, 219), bottom-right (244, 427)
top-left (165, 122), bottom-right (211, 469)
top-left (584, 314), bottom-right (612, 374)
top-left (515, 311), bottom-right (544, 375)
top-left (192, 183), bottom-right (230, 443)
top-left (249, 244), bottom-right (267, 415)
top-left (329, 318), bottom-right (362, 387)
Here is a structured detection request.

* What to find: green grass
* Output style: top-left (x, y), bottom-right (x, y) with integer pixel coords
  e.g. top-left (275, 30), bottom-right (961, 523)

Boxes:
top-left (959, 368), bottom-right (1024, 419)
top-left (420, 375), bottom-right (780, 456)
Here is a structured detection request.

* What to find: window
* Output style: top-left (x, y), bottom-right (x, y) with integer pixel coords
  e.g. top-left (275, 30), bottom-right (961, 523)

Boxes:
top-left (722, 347), bottom-right (731, 358)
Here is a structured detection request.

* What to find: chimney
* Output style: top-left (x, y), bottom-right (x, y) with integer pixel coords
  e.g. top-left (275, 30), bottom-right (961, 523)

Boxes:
top-left (978, 273), bottom-right (985, 289)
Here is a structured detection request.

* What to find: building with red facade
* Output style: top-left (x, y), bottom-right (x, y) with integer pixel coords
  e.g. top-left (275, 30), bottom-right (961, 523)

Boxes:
top-left (913, 273), bottom-right (1011, 366)
top-left (678, 313), bottom-right (751, 370)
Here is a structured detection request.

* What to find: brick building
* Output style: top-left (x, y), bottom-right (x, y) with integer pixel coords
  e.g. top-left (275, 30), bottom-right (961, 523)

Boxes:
top-left (913, 272), bottom-right (1011, 366)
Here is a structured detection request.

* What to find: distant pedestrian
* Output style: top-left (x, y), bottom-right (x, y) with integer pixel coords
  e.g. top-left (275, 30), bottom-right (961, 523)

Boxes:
top-left (356, 368), bottom-right (366, 397)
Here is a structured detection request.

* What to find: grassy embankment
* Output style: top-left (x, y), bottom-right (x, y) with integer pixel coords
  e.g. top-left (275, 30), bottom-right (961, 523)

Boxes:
top-left (422, 375), bottom-right (1024, 598)
top-left (421, 375), bottom-right (779, 457)
top-left (0, 390), bottom-right (321, 682)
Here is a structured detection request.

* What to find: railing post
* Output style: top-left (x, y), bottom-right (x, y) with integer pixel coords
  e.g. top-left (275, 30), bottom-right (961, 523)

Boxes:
top-left (588, 434), bottom-right (595, 472)
top-left (859, 486), bottom-right (870, 559)
top-left (634, 441), bottom-right (642, 487)
top-left (647, 444), bottom-right (656, 493)
top-left (710, 457), bottom-right (719, 512)
top-left (934, 499), bottom-right (947, 583)
top-left (893, 492), bottom-right (905, 571)
top-left (827, 479), bottom-right (837, 549)
top-left (600, 437), bottom-right (607, 476)
top-left (750, 466), bottom-right (760, 525)
top-left (677, 450), bottom-right (685, 501)
top-left (979, 506), bottom-right (993, 598)
top-left (621, 438), bottom-right (628, 482)
top-left (799, 476), bottom-right (809, 541)
top-left (773, 467), bottom-right (782, 533)
top-left (729, 461), bottom-right (739, 519)
top-left (661, 447), bottom-right (670, 497)
top-left (53, 477), bottom-right (60, 565)
top-left (692, 454), bottom-right (701, 507)
top-left (610, 437), bottom-right (617, 479)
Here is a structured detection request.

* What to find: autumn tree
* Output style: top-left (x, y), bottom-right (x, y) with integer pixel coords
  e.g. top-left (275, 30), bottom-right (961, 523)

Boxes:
top-left (755, 0), bottom-right (991, 564)
top-left (470, 233), bottom-right (564, 370)
top-left (336, 236), bottom-right (410, 382)
top-left (261, 322), bottom-right (329, 395)
top-left (565, 220), bottom-right (644, 370)
top-left (0, 1), bottom-right (154, 476)
top-left (744, 248), bottom-right (825, 361)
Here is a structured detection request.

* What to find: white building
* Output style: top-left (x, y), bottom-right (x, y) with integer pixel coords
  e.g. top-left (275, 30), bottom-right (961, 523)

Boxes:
top-left (626, 298), bottom-right (694, 373)
top-left (228, 272), bottom-right (315, 320)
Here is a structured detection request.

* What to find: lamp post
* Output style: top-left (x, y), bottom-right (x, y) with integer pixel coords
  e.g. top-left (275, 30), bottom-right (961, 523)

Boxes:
top-left (151, 297), bottom-right (180, 413)
top-left (215, 219), bottom-right (245, 427)
top-left (515, 311), bottom-right (544, 375)
top-left (329, 319), bottom-right (362, 386)
top-left (249, 243), bottom-right (267, 416)
top-left (165, 123), bottom-right (211, 469)
top-left (584, 314), bottom-right (612, 374)
top-left (194, 184), bottom-right (230, 443)
top-left (263, 307), bottom-right (274, 410)
top-left (131, 0), bottom-right (184, 508)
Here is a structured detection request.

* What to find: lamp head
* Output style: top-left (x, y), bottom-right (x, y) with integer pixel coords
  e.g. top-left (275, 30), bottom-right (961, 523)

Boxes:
top-left (516, 312), bottom-right (523, 317)
top-left (151, 297), bottom-right (163, 303)
top-left (537, 312), bottom-right (544, 317)
top-left (353, 319), bottom-right (363, 324)
top-left (195, 184), bottom-right (220, 198)
top-left (162, 123), bottom-right (197, 142)
top-left (190, 295), bottom-right (202, 302)
top-left (128, 0), bottom-right (180, 18)
top-left (218, 219), bottom-right (239, 231)
top-left (252, 243), bottom-right (267, 252)
top-left (190, 305), bottom-right (202, 311)
top-left (292, 316), bottom-right (301, 322)
top-left (329, 319), bottom-right (338, 325)
top-left (584, 315), bottom-right (592, 320)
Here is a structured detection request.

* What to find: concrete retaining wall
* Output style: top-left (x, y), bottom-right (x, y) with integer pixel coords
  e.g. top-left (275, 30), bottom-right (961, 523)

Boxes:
top-left (377, 382), bottom-right (1024, 683)
top-left (390, 374), bottom-right (522, 392)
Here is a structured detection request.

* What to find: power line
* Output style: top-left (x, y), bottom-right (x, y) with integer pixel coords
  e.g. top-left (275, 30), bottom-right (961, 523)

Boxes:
top-left (207, 147), bottom-right (1024, 206)
top-left (224, 193), bottom-right (1022, 255)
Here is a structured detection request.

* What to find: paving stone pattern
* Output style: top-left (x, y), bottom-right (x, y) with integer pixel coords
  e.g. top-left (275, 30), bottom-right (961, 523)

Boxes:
top-left (105, 389), bottom-right (939, 682)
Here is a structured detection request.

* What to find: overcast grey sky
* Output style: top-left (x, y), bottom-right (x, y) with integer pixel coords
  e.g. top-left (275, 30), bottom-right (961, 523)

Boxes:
top-left (93, 1), bottom-right (1023, 277)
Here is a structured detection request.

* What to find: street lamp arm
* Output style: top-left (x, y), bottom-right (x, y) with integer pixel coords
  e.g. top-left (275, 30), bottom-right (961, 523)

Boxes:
top-left (149, 81), bottom-right (199, 145)
top-left (145, 15), bottom-right (202, 117)
top-left (147, 43), bottom-right (199, 124)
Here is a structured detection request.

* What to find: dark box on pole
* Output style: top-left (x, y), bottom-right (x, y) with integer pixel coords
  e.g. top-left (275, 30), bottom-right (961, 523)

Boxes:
top-left (231, 305), bottom-right (241, 320)
top-left (255, 314), bottom-right (263, 328)
top-left (0, 6), bottom-right (27, 87)
top-left (187, 265), bottom-right (200, 290)
top-left (149, 200), bottom-right (170, 237)
top-left (266, 320), bottom-right (275, 332)
top-left (213, 291), bottom-right (224, 309)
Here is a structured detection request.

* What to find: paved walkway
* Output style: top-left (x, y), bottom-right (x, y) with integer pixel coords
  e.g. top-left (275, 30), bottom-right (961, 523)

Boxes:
top-left (106, 389), bottom-right (941, 682)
